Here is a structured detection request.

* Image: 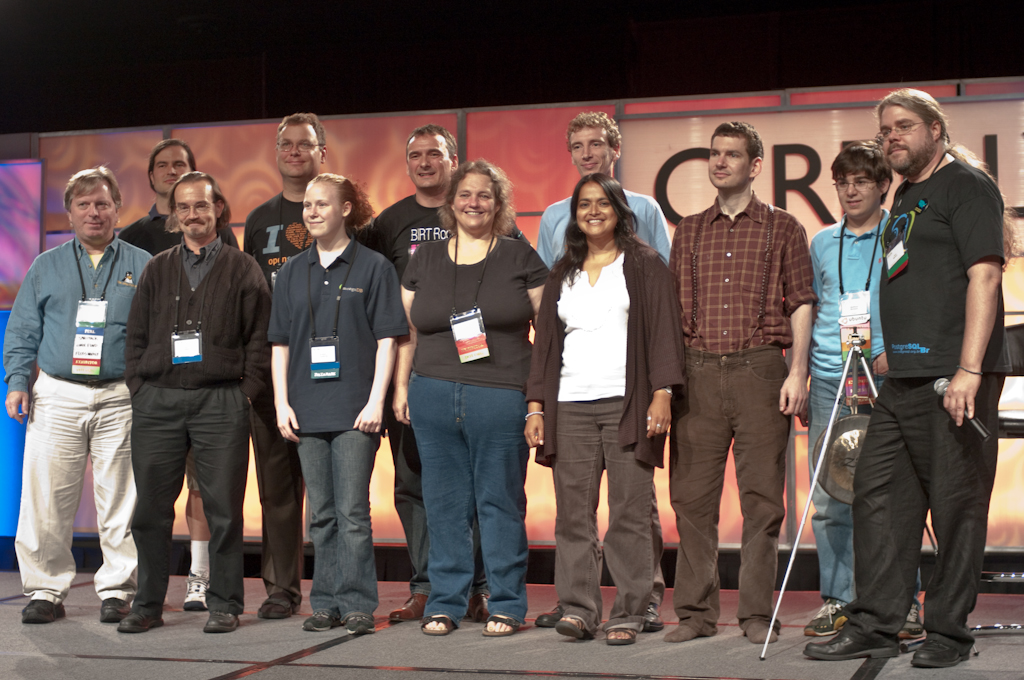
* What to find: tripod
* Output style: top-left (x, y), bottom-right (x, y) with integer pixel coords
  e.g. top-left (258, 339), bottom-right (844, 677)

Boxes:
top-left (759, 333), bottom-right (877, 660)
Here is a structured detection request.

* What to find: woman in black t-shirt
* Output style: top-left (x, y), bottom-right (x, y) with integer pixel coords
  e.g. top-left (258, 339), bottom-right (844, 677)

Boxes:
top-left (396, 160), bottom-right (547, 637)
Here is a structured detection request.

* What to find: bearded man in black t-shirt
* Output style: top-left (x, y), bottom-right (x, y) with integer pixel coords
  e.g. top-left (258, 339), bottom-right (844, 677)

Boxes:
top-left (806, 89), bottom-right (1010, 669)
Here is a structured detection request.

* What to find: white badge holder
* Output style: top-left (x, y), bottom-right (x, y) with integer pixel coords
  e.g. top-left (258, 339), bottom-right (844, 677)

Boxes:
top-left (172, 331), bottom-right (203, 364)
top-left (72, 299), bottom-right (108, 375)
top-left (450, 307), bottom-right (489, 363)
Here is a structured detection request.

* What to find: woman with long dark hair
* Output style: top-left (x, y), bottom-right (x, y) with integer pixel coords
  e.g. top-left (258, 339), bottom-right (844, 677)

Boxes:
top-left (525, 173), bottom-right (685, 645)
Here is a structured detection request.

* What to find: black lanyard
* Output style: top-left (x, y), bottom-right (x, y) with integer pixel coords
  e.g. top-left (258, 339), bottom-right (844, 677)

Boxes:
top-left (837, 217), bottom-right (882, 296)
top-left (451, 231), bottom-right (496, 315)
top-left (73, 241), bottom-right (118, 302)
top-left (882, 155), bottom-right (945, 250)
top-left (307, 241), bottom-right (360, 340)
top-left (173, 249), bottom-right (211, 335)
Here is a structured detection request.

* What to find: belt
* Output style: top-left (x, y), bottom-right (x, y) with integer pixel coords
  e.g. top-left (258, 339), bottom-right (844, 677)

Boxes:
top-left (47, 373), bottom-right (124, 388)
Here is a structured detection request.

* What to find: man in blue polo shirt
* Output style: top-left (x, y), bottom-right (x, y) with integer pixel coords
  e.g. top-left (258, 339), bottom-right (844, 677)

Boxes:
top-left (806, 141), bottom-right (927, 639)
top-left (534, 111), bottom-right (671, 632)
top-left (536, 111), bottom-right (671, 268)
top-left (4, 167), bottom-right (151, 625)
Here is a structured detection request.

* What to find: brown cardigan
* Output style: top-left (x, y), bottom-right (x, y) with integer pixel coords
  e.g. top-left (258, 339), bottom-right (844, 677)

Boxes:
top-left (526, 244), bottom-right (686, 468)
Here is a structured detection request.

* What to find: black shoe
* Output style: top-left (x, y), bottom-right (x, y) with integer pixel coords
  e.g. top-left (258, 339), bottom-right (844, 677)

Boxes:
top-left (258, 594), bottom-right (298, 619)
top-left (535, 604), bottom-right (564, 628)
top-left (804, 629), bottom-right (898, 660)
top-left (302, 610), bottom-right (342, 632)
top-left (21, 600), bottom-right (66, 624)
top-left (642, 602), bottom-right (664, 632)
top-left (117, 611), bottom-right (164, 633)
top-left (911, 639), bottom-right (970, 668)
top-left (100, 598), bottom-right (130, 623)
top-left (204, 611), bottom-right (239, 633)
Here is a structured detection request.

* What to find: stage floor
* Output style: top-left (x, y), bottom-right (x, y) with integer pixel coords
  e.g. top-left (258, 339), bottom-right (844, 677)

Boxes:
top-left (1, 572), bottom-right (1022, 679)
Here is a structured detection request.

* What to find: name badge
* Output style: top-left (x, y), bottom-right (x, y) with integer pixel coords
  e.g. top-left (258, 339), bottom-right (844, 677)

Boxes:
top-left (838, 291), bottom-right (872, 364)
top-left (172, 331), bottom-right (203, 364)
top-left (885, 233), bottom-right (908, 279)
top-left (271, 270), bottom-right (278, 291)
top-left (310, 337), bottom-right (341, 379)
top-left (450, 307), bottom-right (489, 363)
top-left (72, 299), bottom-right (107, 375)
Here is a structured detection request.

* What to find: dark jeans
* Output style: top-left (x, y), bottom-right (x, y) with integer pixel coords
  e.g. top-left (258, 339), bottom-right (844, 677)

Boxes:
top-left (250, 378), bottom-right (305, 606)
top-left (130, 383), bottom-right (250, 616)
top-left (408, 375), bottom-right (529, 626)
top-left (668, 345), bottom-right (791, 635)
top-left (385, 384), bottom-right (488, 597)
top-left (846, 374), bottom-right (1004, 654)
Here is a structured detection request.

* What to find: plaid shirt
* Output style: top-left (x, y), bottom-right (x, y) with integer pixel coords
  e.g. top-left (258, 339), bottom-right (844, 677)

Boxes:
top-left (669, 193), bottom-right (816, 353)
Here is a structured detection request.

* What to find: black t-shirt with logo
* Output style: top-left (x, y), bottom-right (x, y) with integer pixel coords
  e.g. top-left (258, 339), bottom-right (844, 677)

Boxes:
top-left (879, 159), bottom-right (1008, 377)
top-left (244, 193), bottom-right (313, 289)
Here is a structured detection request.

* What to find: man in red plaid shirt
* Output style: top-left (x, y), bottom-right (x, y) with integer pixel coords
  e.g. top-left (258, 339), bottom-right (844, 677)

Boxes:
top-left (664, 122), bottom-right (816, 646)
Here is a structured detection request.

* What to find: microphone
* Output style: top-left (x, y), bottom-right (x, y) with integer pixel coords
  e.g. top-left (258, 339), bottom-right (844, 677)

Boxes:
top-left (934, 378), bottom-right (991, 440)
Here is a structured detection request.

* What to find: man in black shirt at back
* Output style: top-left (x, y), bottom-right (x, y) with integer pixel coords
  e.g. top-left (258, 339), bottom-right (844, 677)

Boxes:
top-left (361, 124), bottom-right (491, 622)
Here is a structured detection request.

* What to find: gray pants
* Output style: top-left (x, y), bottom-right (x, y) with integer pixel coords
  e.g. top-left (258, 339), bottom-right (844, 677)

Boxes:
top-left (554, 398), bottom-right (654, 634)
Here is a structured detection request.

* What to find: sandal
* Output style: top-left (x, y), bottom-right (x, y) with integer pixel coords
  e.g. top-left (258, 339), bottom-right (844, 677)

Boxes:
top-left (421, 614), bottom-right (455, 636)
top-left (605, 627), bottom-right (637, 646)
top-left (555, 615), bottom-right (594, 640)
top-left (482, 614), bottom-right (521, 637)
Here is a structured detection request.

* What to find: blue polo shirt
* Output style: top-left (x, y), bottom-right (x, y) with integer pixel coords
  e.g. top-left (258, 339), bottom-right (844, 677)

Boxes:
top-left (4, 236), bottom-right (151, 392)
top-left (809, 211), bottom-right (887, 379)
top-left (267, 238), bottom-right (407, 433)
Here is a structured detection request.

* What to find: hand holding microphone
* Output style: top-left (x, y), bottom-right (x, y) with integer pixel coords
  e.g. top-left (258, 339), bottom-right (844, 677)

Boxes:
top-left (934, 377), bottom-right (991, 440)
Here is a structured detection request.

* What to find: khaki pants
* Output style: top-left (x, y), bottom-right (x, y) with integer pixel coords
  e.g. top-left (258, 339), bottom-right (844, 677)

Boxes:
top-left (16, 371), bottom-right (137, 603)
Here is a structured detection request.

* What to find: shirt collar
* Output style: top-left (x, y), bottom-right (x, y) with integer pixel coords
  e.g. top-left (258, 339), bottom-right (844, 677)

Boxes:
top-left (835, 209), bottom-right (890, 239)
top-left (305, 238), bottom-right (357, 269)
top-left (148, 204), bottom-right (162, 219)
top-left (184, 235), bottom-right (222, 261)
top-left (73, 236), bottom-right (119, 260)
top-left (708, 191), bottom-right (767, 224)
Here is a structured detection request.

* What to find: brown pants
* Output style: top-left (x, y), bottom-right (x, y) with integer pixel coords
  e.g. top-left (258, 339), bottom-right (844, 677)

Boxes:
top-left (668, 345), bottom-right (790, 636)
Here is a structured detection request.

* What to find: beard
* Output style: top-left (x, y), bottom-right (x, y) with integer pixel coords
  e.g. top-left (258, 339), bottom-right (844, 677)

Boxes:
top-left (888, 136), bottom-right (939, 178)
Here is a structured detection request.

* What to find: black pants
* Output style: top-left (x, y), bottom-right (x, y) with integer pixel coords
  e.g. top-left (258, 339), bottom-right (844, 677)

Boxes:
top-left (130, 383), bottom-right (251, 616)
top-left (846, 374), bottom-right (1004, 654)
top-left (249, 377), bottom-right (305, 605)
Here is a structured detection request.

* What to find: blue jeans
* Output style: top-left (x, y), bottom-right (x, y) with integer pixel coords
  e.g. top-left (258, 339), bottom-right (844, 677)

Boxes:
top-left (408, 374), bottom-right (529, 626)
top-left (297, 430), bottom-right (379, 618)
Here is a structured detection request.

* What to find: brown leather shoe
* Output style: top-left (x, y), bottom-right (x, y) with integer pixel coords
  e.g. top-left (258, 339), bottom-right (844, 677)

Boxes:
top-left (467, 593), bottom-right (489, 622)
top-left (389, 593), bottom-right (428, 622)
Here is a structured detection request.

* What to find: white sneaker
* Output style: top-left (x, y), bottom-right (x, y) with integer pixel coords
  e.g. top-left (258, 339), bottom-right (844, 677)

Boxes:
top-left (184, 572), bottom-right (209, 611)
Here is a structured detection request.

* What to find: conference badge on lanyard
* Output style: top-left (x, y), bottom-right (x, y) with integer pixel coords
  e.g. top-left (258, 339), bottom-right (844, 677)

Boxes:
top-left (838, 291), bottom-right (872, 401)
top-left (172, 331), bottom-right (203, 364)
top-left (72, 300), bottom-right (107, 375)
top-left (450, 307), bottom-right (489, 363)
top-left (310, 337), bottom-right (341, 379)
top-left (885, 226), bottom-right (908, 279)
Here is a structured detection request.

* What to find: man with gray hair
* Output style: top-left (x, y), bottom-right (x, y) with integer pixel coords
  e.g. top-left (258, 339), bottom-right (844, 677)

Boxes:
top-left (4, 167), bottom-right (151, 624)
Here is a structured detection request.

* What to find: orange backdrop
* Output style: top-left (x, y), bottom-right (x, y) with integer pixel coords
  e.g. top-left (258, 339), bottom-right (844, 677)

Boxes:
top-left (44, 85), bottom-right (1023, 549)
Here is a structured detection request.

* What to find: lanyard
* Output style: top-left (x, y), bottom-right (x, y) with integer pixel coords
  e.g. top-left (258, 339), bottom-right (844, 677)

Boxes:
top-left (837, 218), bottom-right (881, 295)
top-left (307, 241), bottom-right (360, 339)
top-left (690, 203), bottom-right (774, 347)
top-left (73, 242), bottom-right (118, 301)
top-left (451, 231), bottom-right (496, 315)
top-left (882, 155), bottom-right (945, 250)
top-left (173, 250), bottom-right (211, 335)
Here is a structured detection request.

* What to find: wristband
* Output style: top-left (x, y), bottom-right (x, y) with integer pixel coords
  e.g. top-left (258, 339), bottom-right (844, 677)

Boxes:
top-left (525, 411), bottom-right (544, 420)
top-left (957, 365), bottom-right (983, 376)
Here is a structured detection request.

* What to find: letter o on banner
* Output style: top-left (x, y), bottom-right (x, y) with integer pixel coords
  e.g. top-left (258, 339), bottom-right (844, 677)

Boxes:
top-left (654, 147), bottom-right (710, 224)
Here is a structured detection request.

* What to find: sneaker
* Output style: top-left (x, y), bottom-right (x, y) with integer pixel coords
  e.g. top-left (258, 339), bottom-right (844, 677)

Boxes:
top-left (184, 572), bottom-right (209, 611)
top-left (303, 610), bottom-right (342, 632)
top-left (804, 598), bottom-right (848, 636)
top-left (642, 602), bottom-right (664, 632)
top-left (899, 602), bottom-right (924, 639)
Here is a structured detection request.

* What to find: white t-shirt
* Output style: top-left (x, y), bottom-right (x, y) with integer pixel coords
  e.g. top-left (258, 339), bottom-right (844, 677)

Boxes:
top-left (557, 253), bottom-right (629, 402)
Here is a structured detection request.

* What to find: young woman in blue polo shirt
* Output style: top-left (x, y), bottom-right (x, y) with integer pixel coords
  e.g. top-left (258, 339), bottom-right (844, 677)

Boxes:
top-left (268, 174), bottom-right (408, 635)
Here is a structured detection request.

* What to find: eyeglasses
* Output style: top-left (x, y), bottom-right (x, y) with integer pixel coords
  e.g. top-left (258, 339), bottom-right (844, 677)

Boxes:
top-left (876, 121), bottom-right (926, 140)
top-left (175, 201), bottom-right (214, 217)
top-left (834, 179), bottom-right (877, 191)
top-left (276, 140), bottom-right (319, 153)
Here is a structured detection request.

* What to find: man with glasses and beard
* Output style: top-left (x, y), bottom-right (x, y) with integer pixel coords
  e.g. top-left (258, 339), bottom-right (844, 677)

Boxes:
top-left (805, 89), bottom-right (1009, 669)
